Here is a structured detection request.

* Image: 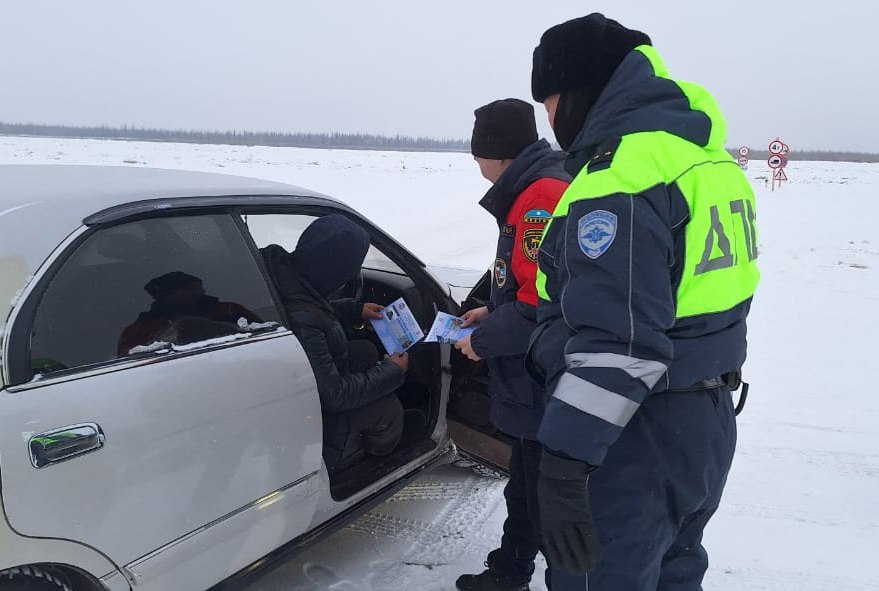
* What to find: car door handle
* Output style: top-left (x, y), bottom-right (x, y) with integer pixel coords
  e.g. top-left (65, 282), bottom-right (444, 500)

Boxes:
top-left (29, 423), bottom-right (105, 468)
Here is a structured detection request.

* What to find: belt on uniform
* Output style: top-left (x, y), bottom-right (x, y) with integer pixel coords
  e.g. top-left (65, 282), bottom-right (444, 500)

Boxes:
top-left (665, 371), bottom-right (749, 416)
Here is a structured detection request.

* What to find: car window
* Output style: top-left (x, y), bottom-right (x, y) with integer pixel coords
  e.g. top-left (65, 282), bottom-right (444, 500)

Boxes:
top-left (242, 213), bottom-right (405, 274)
top-left (29, 214), bottom-right (282, 376)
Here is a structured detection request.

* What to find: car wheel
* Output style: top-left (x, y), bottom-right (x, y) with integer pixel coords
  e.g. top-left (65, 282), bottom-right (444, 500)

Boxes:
top-left (0, 566), bottom-right (72, 591)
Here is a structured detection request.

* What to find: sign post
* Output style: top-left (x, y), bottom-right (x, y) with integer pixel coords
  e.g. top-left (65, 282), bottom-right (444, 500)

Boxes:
top-left (768, 138), bottom-right (790, 191)
top-left (738, 146), bottom-right (750, 170)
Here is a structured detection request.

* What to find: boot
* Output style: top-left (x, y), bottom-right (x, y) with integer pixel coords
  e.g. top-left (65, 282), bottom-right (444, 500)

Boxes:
top-left (455, 549), bottom-right (534, 591)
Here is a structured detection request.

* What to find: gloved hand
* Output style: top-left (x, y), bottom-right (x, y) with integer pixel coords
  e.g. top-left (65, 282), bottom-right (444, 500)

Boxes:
top-left (538, 448), bottom-right (602, 575)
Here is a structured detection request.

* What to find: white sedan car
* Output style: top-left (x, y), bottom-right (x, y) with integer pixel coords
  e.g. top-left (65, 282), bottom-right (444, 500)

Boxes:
top-left (0, 165), bottom-right (508, 591)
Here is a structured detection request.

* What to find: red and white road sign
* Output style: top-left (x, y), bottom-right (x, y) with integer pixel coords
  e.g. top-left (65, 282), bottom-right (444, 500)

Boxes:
top-left (738, 156), bottom-right (749, 166)
top-left (739, 146), bottom-right (750, 156)
top-left (774, 168), bottom-right (788, 181)
top-left (769, 140), bottom-right (784, 155)
top-left (781, 143), bottom-right (789, 155)
top-left (768, 155), bottom-right (783, 168)
top-left (779, 156), bottom-right (789, 168)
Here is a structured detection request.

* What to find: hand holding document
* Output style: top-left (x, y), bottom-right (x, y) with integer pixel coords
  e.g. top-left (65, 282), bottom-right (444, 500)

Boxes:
top-left (369, 298), bottom-right (425, 354)
top-left (369, 300), bottom-right (479, 353)
top-left (424, 312), bottom-right (478, 345)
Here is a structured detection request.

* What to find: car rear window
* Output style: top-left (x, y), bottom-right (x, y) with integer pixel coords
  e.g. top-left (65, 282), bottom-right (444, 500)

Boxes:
top-left (28, 213), bottom-right (281, 377)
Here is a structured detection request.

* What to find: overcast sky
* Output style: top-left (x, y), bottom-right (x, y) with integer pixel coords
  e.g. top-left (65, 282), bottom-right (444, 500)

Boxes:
top-left (1, 1), bottom-right (876, 152)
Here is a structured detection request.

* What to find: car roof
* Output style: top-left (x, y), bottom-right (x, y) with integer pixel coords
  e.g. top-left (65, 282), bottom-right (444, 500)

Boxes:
top-left (0, 164), bottom-right (329, 212)
top-left (0, 165), bottom-right (340, 326)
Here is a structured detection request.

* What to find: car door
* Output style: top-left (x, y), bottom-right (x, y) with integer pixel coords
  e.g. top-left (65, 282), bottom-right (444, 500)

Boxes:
top-left (444, 270), bottom-right (515, 473)
top-left (0, 212), bottom-right (322, 590)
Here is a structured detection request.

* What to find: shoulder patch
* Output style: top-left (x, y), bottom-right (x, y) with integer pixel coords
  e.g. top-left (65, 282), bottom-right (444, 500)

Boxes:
top-left (578, 210), bottom-right (618, 259)
top-left (502, 223), bottom-right (515, 236)
top-left (524, 209), bottom-right (552, 224)
top-left (586, 137), bottom-right (622, 173)
top-left (522, 228), bottom-right (543, 262)
top-left (493, 257), bottom-right (508, 287)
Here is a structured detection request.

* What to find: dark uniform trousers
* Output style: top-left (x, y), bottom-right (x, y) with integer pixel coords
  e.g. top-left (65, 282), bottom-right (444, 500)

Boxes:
top-left (499, 437), bottom-right (543, 569)
top-left (548, 385), bottom-right (737, 591)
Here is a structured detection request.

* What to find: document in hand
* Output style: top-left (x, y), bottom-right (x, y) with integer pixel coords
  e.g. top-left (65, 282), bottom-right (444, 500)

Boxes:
top-left (369, 297), bottom-right (425, 354)
top-left (424, 311), bottom-right (477, 344)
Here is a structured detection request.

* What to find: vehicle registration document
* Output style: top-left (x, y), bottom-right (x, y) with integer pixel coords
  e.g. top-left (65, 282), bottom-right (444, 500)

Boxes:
top-left (370, 298), bottom-right (425, 354)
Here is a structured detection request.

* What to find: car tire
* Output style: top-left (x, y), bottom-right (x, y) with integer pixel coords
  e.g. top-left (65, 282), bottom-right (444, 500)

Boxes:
top-left (0, 566), bottom-right (72, 591)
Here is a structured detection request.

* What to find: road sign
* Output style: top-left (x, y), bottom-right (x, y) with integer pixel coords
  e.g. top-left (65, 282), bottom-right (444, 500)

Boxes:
top-left (738, 156), bottom-right (749, 166)
top-left (779, 156), bottom-right (789, 168)
top-left (769, 140), bottom-right (784, 155)
top-left (739, 146), bottom-right (750, 156)
top-left (768, 155), bottom-right (783, 168)
top-left (774, 168), bottom-right (788, 181)
top-left (781, 143), bottom-right (789, 155)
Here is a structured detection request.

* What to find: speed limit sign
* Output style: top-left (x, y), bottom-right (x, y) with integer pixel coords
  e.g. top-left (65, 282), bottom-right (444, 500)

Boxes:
top-left (739, 146), bottom-right (750, 156)
top-left (769, 140), bottom-right (784, 155)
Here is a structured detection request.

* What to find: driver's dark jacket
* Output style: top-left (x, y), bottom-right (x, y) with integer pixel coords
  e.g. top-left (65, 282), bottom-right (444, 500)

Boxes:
top-left (261, 245), bottom-right (405, 459)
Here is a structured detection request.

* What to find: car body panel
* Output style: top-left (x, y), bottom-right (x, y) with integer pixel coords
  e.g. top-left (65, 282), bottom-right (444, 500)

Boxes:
top-left (423, 265), bottom-right (486, 307)
top-left (124, 469), bottom-right (317, 590)
top-left (0, 332), bottom-right (322, 588)
top-left (0, 503), bottom-right (127, 589)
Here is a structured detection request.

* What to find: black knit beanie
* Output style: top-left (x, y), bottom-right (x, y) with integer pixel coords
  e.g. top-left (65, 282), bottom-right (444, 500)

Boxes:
top-left (531, 13), bottom-right (651, 103)
top-left (471, 98), bottom-right (538, 160)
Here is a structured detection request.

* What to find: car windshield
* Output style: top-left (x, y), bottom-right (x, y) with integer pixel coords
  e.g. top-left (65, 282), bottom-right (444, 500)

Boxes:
top-left (241, 213), bottom-right (405, 274)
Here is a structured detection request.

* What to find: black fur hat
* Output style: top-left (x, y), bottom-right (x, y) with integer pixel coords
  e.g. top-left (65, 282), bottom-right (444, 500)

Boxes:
top-left (532, 13), bottom-right (651, 102)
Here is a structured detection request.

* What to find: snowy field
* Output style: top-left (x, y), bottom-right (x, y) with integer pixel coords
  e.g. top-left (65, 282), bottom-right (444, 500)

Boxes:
top-left (1, 136), bottom-right (877, 590)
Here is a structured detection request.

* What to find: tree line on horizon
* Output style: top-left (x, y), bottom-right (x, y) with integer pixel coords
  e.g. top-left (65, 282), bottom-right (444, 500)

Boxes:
top-left (1, 121), bottom-right (877, 163)
top-left (0, 122), bottom-right (470, 152)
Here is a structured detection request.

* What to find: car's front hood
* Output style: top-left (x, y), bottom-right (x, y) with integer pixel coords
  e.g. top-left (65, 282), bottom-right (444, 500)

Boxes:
top-left (424, 265), bottom-right (485, 307)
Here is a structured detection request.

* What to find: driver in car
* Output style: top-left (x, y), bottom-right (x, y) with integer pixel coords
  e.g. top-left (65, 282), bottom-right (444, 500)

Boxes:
top-left (260, 214), bottom-right (412, 471)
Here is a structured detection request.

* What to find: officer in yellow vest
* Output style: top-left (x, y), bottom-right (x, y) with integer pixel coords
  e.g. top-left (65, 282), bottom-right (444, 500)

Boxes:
top-left (525, 14), bottom-right (759, 590)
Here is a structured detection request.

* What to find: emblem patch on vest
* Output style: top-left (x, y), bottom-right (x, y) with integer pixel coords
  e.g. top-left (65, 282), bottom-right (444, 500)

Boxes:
top-left (578, 210), bottom-right (618, 259)
top-left (524, 209), bottom-right (552, 224)
top-left (494, 257), bottom-right (508, 287)
top-left (523, 228), bottom-right (543, 263)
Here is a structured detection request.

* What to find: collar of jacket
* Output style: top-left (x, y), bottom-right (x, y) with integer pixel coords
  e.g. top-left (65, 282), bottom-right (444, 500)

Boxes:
top-left (564, 45), bottom-right (728, 176)
top-left (478, 139), bottom-right (566, 224)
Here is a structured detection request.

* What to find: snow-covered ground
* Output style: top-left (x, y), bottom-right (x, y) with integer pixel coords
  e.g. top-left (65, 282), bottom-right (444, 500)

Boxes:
top-left (2, 136), bottom-right (877, 590)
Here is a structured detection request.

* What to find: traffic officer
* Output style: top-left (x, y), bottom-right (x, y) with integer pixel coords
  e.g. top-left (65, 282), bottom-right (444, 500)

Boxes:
top-left (526, 14), bottom-right (760, 590)
top-left (454, 98), bottom-right (570, 591)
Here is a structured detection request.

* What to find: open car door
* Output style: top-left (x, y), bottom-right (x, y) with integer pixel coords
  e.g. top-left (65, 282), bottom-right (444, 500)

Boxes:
top-left (444, 270), bottom-right (515, 473)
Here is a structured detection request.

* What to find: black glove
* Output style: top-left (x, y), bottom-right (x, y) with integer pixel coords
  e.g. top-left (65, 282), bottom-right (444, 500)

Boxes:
top-left (538, 448), bottom-right (602, 575)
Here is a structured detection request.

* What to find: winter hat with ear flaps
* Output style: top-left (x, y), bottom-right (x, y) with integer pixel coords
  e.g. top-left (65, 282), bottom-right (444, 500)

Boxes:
top-left (471, 98), bottom-right (539, 160)
top-left (531, 13), bottom-right (652, 103)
